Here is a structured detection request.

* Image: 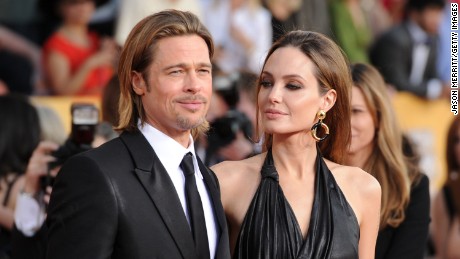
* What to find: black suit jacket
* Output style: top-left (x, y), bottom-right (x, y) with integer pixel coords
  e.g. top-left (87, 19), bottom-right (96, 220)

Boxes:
top-left (46, 130), bottom-right (231, 259)
top-left (370, 22), bottom-right (439, 98)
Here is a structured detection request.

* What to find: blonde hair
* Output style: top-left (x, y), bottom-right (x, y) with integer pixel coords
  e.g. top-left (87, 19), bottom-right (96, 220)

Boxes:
top-left (115, 10), bottom-right (214, 138)
top-left (351, 63), bottom-right (413, 229)
top-left (256, 30), bottom-right (352, 163)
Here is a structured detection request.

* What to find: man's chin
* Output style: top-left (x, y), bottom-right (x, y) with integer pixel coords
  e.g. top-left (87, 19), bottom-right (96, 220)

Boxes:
top-left (177, 116), bottom-right (205, 130)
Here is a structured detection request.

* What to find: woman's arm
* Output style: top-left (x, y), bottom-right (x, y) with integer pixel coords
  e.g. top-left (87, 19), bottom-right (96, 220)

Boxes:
top-left (0, 26), bottom-right (42, 93)
top-left (0, 204), bottom-right (14, 230)
top-left (0, 26), bottom-right (40, 67)
top-left (358, 172), bottom-right (382, 259)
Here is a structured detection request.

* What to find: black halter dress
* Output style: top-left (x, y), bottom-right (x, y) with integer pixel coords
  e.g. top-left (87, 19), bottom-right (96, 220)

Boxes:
top-left (233, 149), bottom-right (359, 259)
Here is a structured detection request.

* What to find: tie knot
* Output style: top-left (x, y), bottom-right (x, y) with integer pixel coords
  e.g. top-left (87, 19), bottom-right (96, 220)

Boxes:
top-left (180, 152), bottom-right (195, 177)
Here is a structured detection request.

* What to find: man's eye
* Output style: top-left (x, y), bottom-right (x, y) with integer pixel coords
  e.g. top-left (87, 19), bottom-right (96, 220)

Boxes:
top-left (198, 69), bottom-right (211, 74)
top-left (170, 70), bottom-right (183, 75)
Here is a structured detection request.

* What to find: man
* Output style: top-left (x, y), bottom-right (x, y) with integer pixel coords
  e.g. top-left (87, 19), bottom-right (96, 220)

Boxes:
top-left (370, 0), bottom-right (447, 99)
top-left (46, 10), bottom-right (230, 259)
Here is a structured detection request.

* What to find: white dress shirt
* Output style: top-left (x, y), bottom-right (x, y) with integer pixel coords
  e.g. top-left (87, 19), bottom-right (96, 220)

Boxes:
top-left (139, 123), bottom-right (218, 258)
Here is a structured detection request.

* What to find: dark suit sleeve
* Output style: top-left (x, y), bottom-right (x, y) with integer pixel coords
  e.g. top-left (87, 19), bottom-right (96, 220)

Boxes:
top-left (382, 174), bottom-right (430, 259)
top-left (46, 154), bottom-right (118, 259)
top-left (370, 29), bottom-right (429, 98)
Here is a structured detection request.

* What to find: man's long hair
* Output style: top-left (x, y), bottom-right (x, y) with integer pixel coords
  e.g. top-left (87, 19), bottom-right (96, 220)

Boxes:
top-left (115, 10), bottom-right (214, 139)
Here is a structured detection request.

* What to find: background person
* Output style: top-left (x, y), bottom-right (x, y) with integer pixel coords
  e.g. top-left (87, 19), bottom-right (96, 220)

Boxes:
top-left (0, 94), bottom-right (43, 258)
top-left (432, 116), bottom-right (460, 259)
top-left (41, 0), bottom-right (117, 96)
top-left (369, 0), bottom-right (447, 99)
top-left (346, 63), bottom-right (430, 259)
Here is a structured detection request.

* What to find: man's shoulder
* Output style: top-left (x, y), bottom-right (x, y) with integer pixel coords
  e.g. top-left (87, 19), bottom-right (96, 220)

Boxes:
top-left (377, 24), bottom-right (411, 45)
top-left (68, 136), bottom-right (130, 170)
top-left (85, 136), bottom-right (125, 159)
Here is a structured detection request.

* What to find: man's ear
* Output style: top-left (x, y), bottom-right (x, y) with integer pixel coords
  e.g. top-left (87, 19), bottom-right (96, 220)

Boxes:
top-left (321, 89), bottom-right (337, 112)
top-left (131, 71), bottom-right (146, 96)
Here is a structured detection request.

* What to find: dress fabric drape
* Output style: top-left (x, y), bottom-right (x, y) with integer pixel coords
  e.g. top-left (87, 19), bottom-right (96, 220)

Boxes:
top-left (233, 148), bottom-right (359, 259)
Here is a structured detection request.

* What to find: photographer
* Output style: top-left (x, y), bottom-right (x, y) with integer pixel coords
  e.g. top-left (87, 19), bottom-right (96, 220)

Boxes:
top-left (12, 141), bottom-right (58, 259)
top-left (11, 104), bottom-right (104, 259)
top-left (203, 71), bottom-right (258, 166)
top-left (0, 95), bottom-right (42, 258)
top-left (12, 136), bottom-right (95, 259)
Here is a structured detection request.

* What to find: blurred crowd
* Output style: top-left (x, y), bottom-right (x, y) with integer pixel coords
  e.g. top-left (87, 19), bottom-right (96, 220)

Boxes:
top-left (0, 0), bottom-right (455, 258)
top-left (0, 0), bottom-right (451, 99)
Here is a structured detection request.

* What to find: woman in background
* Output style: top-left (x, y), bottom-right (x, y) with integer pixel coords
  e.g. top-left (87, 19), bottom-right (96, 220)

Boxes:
top-left (432, 116), bottom-right (460, 259)
top-left (42, 0), bottom-right (117, 95)
top-left (346, 63), bottom-right (430, 259)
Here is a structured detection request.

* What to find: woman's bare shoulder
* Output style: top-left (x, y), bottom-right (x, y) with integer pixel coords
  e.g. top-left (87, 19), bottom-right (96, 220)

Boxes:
top-left (325, 160), bottom-right (381, 223)
top-left (211, 153), bottom-right (267, 213)
top-left (211, 152), bottom-right (266, 181)
top-left (326, 160), bottom-right (380, 194)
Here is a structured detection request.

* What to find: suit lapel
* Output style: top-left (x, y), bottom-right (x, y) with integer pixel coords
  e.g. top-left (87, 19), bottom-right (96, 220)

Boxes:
top-left (120, 131), bottom-right (196, 259)
top-left (197, 157), bottom-right (231, 259)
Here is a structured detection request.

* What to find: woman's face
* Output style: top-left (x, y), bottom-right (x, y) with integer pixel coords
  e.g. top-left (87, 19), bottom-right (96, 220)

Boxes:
top-left (61, 0), bottom-right (95, 25)
top-left (349, 86), bottom-right (376, 156)
top-left (257, 46), bottom-right (333, 136)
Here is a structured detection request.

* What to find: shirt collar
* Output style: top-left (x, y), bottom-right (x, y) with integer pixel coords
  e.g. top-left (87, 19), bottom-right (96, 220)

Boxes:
top-left (138, 121), bottom-right (200, 176)
top-left (407, 20), bottom-right (429, 45)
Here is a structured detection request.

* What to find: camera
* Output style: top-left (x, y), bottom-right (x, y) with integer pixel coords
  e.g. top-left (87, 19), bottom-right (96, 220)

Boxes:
top-left (207, 109), bottom-right (253, 151)
top-left (204, 72), bottom-right (255, 165)
top-left (41, 103), bottom-right (99, 190)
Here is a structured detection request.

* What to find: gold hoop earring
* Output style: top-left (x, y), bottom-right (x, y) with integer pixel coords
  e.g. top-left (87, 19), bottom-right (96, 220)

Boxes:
top-left (311, 110), bottom-right (329, 142)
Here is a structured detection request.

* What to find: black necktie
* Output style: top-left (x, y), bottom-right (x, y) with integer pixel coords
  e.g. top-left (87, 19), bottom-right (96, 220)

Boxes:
top-left (180, 152), bottom-right (210, 259)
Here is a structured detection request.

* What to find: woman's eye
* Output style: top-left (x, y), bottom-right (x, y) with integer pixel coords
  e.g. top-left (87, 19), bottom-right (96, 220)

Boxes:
top-left (286, 83), bottom-right (301, 90)
top-left (260, 81), bottom-right (272, 88)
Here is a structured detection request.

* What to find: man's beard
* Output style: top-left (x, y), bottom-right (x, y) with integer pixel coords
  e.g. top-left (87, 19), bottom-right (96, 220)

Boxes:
top-left (176, 113), bottom-right (205, 130)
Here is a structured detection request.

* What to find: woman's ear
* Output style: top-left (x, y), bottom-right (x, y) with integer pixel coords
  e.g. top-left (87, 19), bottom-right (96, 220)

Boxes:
top-left (321, 89), bottom-right (337, 112)
top-left (131, 71), bottom-right (146, 96)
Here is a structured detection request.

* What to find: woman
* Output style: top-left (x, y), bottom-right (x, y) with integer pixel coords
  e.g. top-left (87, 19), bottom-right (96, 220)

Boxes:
top-left (212, 31), bottom-right (381, 258)
top-left (432, 116), bottom-right (460, 259)
top-left (42, 0), bottom-right (117, 96)
top-left (346, 63), bottom-right (430, 258)
top-left (0, 94), bottom-right (42, 257)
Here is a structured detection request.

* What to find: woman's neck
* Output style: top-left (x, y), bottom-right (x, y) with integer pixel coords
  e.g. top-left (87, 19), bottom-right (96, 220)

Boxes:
top-left (59, 24), bottom-right (90, 46)
top-left (61, 23), bottom-right (88, 36)
top-left (271, 133), bottom-right (317, 179)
